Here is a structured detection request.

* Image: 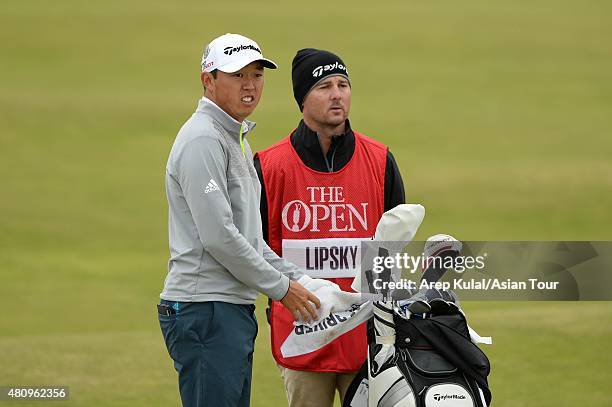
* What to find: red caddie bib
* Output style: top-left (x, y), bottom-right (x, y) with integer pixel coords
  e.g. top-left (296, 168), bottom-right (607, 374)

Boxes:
top-left (257, 131), bottom-right (387, 372)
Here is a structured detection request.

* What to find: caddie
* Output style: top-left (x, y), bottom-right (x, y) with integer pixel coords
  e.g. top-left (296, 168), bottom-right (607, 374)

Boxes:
top-left (254, 48), bottom-right (405, 407)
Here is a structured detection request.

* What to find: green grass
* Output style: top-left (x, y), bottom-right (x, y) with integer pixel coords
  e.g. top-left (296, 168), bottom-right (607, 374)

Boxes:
top-left (1, 0), bottom-right (611, 405)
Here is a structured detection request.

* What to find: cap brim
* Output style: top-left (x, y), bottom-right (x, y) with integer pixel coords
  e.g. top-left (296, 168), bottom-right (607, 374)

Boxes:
top-left (218, 57), bottom-right (278, 73)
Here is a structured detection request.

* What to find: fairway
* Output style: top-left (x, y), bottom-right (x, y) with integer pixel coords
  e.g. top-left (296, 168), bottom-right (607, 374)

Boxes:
top-left (1, 0), bottom-right (611, 406)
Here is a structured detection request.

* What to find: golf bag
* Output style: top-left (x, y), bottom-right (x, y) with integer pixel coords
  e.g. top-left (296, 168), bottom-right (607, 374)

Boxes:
top-left (343, 304), bottom-right (491, 407)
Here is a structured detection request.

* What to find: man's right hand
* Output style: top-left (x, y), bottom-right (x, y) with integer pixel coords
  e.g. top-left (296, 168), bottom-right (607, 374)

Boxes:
top-left (280, 280), bottom-right (321, 323)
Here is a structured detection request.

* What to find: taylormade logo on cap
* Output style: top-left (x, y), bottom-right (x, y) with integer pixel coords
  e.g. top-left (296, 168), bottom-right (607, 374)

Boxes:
top-left (223, 44), bottom-right (262, 56)
top-left (201, 33), bottom-right (278, 73)
top-left (312, 61), bottom-right (347, 78)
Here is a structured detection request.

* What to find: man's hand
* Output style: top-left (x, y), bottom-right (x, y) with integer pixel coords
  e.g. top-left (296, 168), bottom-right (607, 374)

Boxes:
top-left (280, 280), bottom-right (321, 323)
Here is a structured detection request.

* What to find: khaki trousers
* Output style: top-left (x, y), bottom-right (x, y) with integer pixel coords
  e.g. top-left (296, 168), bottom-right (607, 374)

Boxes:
top-left (278, 365), bottom-right (357, 407)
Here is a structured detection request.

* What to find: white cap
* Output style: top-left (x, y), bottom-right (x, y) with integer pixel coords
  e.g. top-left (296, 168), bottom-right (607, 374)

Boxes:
top-left (201, 33), bottom-right (278, 73)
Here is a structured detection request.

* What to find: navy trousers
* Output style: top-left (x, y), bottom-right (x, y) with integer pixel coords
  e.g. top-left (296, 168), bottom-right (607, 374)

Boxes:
top-left (159, 300), bottom-right (258, 407)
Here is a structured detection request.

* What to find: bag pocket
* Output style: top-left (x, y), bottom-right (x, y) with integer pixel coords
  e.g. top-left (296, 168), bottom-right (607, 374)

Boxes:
top-left (402, 348), bottom-right (457, 377)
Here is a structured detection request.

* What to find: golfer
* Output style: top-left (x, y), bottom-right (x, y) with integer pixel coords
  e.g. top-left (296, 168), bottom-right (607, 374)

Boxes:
top-left (158, 33), bottom-right (320, 407)
top-left (254, 48), bottom-right (405, 407)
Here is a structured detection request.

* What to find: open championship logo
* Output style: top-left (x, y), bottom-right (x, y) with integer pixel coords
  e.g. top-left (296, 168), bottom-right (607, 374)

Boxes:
top-left (223, 44), bottom-right (261, 56)
top-left (312, 61), bottom-right (348, 78)
top-left (280, 187), bottom-right (368, 233)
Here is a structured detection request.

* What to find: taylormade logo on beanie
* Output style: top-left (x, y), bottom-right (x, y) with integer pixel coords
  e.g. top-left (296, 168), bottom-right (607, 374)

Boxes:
top-left (312, 61), bottom-right (347, 78)
top-left (201, 33), bottom-right (277, 73)
top-left (292, 48), bottom-right (350, 110)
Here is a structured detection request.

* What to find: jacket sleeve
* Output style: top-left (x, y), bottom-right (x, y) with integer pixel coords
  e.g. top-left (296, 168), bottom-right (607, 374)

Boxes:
top-left (262, 241), bottom-right (304, 281)
top-left (177, 136), bottom-right (289, 301)
top-left (384, 150), bottom-right (406, 211)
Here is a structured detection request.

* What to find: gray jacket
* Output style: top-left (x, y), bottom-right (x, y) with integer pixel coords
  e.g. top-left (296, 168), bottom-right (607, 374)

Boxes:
top-left (161, 99), bottom-right (302, 304)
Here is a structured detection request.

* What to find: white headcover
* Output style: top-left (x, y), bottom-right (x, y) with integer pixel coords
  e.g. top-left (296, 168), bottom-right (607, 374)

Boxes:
top-left (374, 204), bottom-right (425, 242)
top-left (352, 204), bottom-right (425, 292)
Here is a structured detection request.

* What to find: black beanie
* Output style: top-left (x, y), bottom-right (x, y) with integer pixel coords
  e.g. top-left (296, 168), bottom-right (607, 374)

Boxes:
top-left (291, 48), bottom-right (350, 110)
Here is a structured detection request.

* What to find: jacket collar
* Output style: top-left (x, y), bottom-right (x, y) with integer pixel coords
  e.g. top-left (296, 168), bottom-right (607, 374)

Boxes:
top-left (289, 119), bottom-right (355, 172)
top-left (291, 119), bottom-right (354, 154)
top-left (196, 98), bottom-right (256, 139)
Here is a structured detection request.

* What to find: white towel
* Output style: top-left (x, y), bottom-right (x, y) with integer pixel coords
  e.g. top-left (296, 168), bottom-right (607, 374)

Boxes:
top-left (281, 299), bottom-right (372, 358)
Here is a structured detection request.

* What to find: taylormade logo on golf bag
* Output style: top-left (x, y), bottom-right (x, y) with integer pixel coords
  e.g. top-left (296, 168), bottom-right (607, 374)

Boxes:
top-left (223, 44), bottom-right (261, 56)
top-left (433, 394), bottom-right (467, 402)
top-left (281, 187), bottom-right (368, 233)
top-left (312, 61), bottom-right (348, 77)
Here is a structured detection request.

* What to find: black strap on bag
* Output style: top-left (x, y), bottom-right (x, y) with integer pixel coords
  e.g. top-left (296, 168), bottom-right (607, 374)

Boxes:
top-left (394, 313), bottom-right (491, 406)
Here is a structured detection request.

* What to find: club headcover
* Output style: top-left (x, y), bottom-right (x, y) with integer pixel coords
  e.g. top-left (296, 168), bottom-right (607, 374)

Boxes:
top-left (352, 204), bottom-right (426, 293)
